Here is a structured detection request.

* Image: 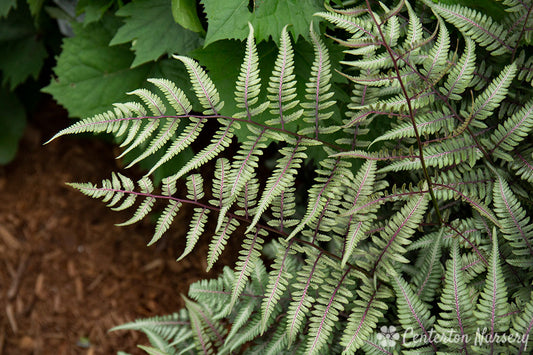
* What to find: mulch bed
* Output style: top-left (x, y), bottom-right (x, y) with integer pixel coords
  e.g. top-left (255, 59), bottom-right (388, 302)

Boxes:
top-left (0, 101), bottom-right (237, 354)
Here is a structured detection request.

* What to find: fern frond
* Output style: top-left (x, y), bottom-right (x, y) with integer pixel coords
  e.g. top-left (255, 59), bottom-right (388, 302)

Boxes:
top-left (248, 321), bottom-right (288, 355)
top-left (287, 157), bottom-right (350, 241)
top-left (149, 199), bottom-right (182, 246)
top-left (219, 313), bottom-right (268, 354)
top-left (411, 228), bottom-right (443, 303)
top-left (370, 109), bottom-right (454, 146)
top-left (489, 98), bottom-right (533, 161)
top-left (216, 129), bottom-right (267, 232)
top-left (186, 173), bottom-right (204, 201)
top-left (188, 267), bottom-right (234, 317)
top-left (391, 272), bottom-right (435, 350)
top-left (167, 119), bottom-right (236, 182)
top-left (511, 147), bottom-right (533, 183)
top-left (120, 79), bottom-right (192, 167)
top-left (286, 250), bottom-right (328, 346)
top-left (116, 117), bottom-right (161, 160)
top-left (260, 241), bottom-right (297, 333)
top-left (433, 167), bottom-right (494, 204)
top-left (421, 16), bottom-right (450, 82)
top-left (370, 193), bottom-right (429, 275)
top-left (184, 296), bottom-right (226, 354)
top-left (66, 173), bottom-right (134, 210)
top-left (469, 62), bottom-right (517, 123)
top-left (228, 228), bottom-right (266, 312)
top-left (342, 52), bottom-right (396, 71)
top-left (267, 187), bottom-right (299, 232)
top-left (235, 177), bottom-right (260, 220)
top-left (441, 37), bottom-right (476, 100)
top-left (517, 49), bottom-right (533, 83)
top-left (473, 229), bottom-right (510, 351)
top-left (266, 25), bottom-right (303, 129)
top-left (379, 1), bottom-right (403, 46)
top-left (404, 1), bottom-right (423, 53)
top-left (178, 207), bottom-right (209, 262)
top-left (136, 344), bottom-right (171, 355)
top-left (174, 56), bottom-right (223, 115)
top-left (115, 177), bottom-right (156, 226)
top-left (128, 88), bottom-right (166, 116)
top-left (341, 279), bottom-right (390, 353)
top-left (224, 295), bottom-right (257, 345)
top-left (340, 160), bottom-right (378, 267)
top-left (115, 87), bottom-right (168, 159)
top-left (299, 24), bottom-right (336, 138)
top-left (145, 117), bottom-right (206, 176)
top-left (306, 268), bottom-right (355, 355)
top-left (314, 11), bottom-right (375, 41)
top-left (435, 239), bottom-right (476, 353)
top-left (379, 136), bottom-right (482, 173)
top-left (247, 142), bottom-right (307, 233)
top-left (424, 0), bottom-right (514, 55)
top-left (493, 174), bottom-right (533, 266)
top-left (124, 117), bottom-right (181, 168)
top-left (234, 23), bottom-right (269, 120)
top-left (511, 293), bottom-right (533, 354)
top-left (45, 102), bottom-right (146, 144)
top-left (206, 216), bottom-right (239, 272)
top-left (148, 78), bottom-right (192, 115)
top-left (111, 310), bottom-right (192, 353)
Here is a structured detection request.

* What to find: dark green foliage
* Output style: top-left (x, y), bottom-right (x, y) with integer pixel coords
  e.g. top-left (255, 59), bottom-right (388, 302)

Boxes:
top-left (0, 88), bottom-right (25, 164)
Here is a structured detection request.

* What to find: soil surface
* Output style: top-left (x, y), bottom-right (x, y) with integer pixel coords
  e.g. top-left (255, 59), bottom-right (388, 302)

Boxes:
top-left (0, 100), bottom-right (236, 354)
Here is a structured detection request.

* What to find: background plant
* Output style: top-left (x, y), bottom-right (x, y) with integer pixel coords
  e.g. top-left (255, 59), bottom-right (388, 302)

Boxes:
top-left (0, 0), bottom-right (59, 164)
top-left (47, 0), bottom-right (533, 354)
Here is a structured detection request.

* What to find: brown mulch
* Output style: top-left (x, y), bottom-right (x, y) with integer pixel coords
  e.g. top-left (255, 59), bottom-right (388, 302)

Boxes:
top-left (0, 101), bottom-right (237, 354)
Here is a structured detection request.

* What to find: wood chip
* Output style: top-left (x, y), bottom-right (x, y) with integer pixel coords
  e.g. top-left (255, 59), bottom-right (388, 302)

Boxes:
top-left (42, 249), bottom-right (62, 262)
top-left (0, 224), bottom-right (20, 249)
top-left (141, 258), bottom-right (164, 272)
top-left (7, 254), bottom-right (28, 300)
top-left (75, 277), bottom-right (84, 301)
top-left (6, 304), bottom-right (17, 333)
top-left (67, 260), bottom-right (76, 277)
top-left (35, 273), bottom-right (45, 299)
top-left (19, 336), bottom-right (34, 350)
top-left (0, 322), bottom-right (5, 355)
top-left (87, 274), bottom-right (104, 292)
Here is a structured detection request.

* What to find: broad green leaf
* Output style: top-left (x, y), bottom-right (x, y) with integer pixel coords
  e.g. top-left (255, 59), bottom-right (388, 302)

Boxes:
top-left (0, 88), bottom-right (26, 164)
top-left (43, 15), bottom-right (192, 119)
top-left (0, 2), bottom-right (47, 89)
top-left (171, 0), bottom-right (204, 33)
top-left (0, 0), bottom-right (16, 18)
top-left (110, 0), bottom-right (203, 67)
top-left (27, 0), bottom-right (45, 17)
top-left (200, 0), bottom-right (249, 46)
top-left (76, 0), bottom-right (114, 26)
top-left (201, 0), bottom-right (323, 46)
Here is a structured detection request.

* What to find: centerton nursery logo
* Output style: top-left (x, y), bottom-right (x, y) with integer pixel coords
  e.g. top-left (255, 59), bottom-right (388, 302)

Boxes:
top-left (376, 325), bottom-right (529, 349)
top-left (377, 326), bottom-right (400, 347)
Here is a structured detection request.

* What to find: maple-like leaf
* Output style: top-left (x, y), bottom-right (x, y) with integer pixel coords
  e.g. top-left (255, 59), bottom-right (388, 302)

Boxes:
top-left (110, 0), bottom-right (203, 67)
top-left (201, 0), bottom-right (323, 46)
top-left (43, 15), bottom-right (193, 119)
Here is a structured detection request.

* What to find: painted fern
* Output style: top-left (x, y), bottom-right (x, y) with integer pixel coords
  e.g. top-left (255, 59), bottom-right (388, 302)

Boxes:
top-left (49, 1), bottom-right (533, 354)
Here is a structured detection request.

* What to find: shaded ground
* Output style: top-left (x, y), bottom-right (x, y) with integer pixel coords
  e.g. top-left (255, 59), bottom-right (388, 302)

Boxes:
top-left (0, 101), bottom-right (235, 354)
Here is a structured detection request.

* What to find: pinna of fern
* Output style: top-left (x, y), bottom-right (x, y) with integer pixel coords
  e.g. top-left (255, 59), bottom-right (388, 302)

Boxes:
top-left (47, 1), bottom-right (533, 354)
